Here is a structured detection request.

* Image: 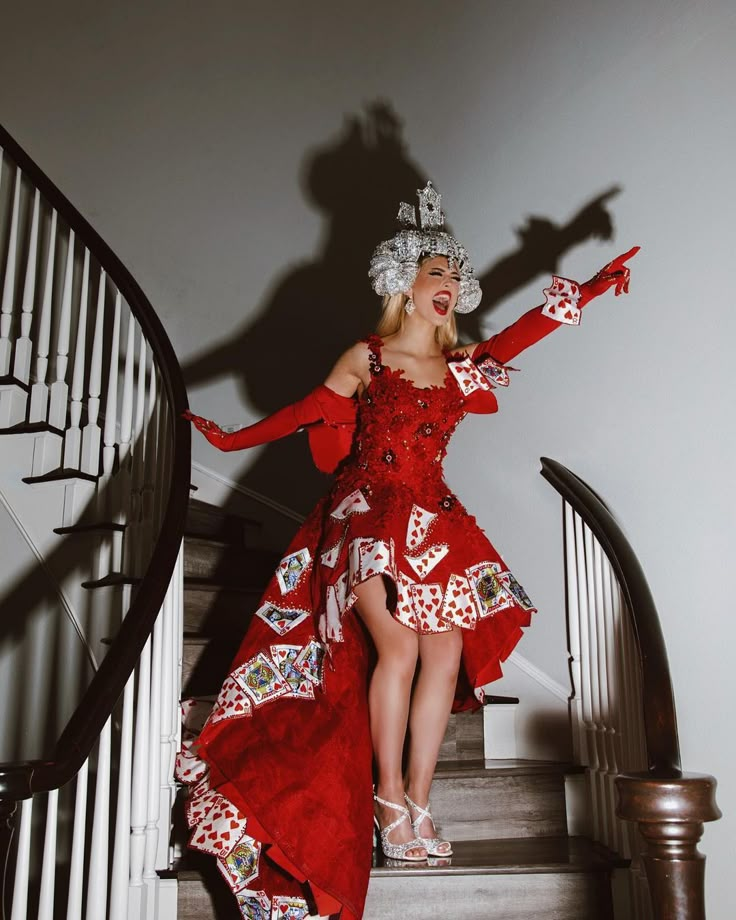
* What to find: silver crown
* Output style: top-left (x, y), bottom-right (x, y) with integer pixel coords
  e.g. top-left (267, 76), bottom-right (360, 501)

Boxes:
top-left (369, 182), bottom-right (481, 313)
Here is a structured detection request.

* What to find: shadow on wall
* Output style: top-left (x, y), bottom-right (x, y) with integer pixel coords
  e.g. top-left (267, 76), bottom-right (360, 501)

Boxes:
top-left (182, 100), bottom-right (621, 516)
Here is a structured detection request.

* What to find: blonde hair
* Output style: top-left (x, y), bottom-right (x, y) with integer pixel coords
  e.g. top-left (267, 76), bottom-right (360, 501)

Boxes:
top-left (375, 291), bottom-right (458, 350)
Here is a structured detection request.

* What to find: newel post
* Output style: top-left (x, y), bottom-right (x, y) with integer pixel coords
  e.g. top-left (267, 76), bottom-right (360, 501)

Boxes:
top-left (616, 772), bottom-right (721, 920)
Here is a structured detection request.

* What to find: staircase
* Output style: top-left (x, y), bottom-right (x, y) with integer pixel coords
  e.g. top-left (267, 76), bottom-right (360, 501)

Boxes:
top-left (0, 119), bottom-right (721, 919)
top-left (174, 498), bottom-right (623, 920)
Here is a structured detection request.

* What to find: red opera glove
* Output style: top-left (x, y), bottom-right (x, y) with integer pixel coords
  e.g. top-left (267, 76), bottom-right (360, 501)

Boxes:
top-left (182, 384), bottom-right (357, 473)
top-left (473, 246), bottom-right (640, 364)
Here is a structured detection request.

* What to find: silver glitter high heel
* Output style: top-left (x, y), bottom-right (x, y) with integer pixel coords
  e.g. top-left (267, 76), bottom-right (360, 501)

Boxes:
top-left (404, 793), bottom-right (453, 857)
top-left (373, 793), bottom-right (428, 862)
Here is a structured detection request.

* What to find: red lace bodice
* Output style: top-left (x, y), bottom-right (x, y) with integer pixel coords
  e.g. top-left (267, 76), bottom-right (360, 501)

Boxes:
top-left (350, 336), bottom-right (466, 483)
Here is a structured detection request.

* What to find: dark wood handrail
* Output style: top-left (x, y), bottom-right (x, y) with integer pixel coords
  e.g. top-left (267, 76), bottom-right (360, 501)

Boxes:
top-left (0, 123), bottom-right (191, 799)
top-left (539, 457), bottom-right (680, 775)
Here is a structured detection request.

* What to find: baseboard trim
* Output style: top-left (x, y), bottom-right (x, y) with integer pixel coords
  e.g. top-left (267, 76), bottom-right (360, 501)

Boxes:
top-left (506, 650), bottom-right (570, 702)
top-left (191, 461), bottom-right (306, 524)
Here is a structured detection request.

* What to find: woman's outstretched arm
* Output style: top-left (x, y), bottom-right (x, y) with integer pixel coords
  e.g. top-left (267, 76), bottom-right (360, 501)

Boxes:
top-left (462, 246), bottom-right (639, 364)
top-left (183, 342), bottom-right (370, 470)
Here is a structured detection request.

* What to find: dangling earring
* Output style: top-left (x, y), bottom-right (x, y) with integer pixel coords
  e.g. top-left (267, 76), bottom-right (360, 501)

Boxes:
top-left (404, 297), bottom-right (415, 315)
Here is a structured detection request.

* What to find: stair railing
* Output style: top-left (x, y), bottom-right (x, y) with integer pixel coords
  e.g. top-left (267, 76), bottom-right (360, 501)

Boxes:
top-left (540, 458), bottom-right (720, 920)
top-left (0, 123), bottom-right (190, 919)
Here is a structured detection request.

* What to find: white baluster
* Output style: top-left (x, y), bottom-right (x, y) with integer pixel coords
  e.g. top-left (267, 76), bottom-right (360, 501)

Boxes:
top-left (172, 545), bottom-right (185, 860)
top-left (29, 209), bottom-right (57, 422)
top-left (37, 789), bottom-right (59, 920)
top-left (85, 720), bottom-right (111, 918)
top-left (143, 605), bottom-right (164, 900)
top-left (139, 367), bottom-right (159, 558)
top-left (600, 554), bottom-right (622, 854)
top-left (118, 311), bottom-right (136, 471)
top-left (572, 515), bottom-right (594, 800)
top-left (0, 165), bottom-right (27, 428)
top-left (65, 760), bottom-right (89, 920)
top-left (109, 670), bottom-right (136, 920)
top-left (13, 188), bottom-right (40, 384)
top-left (96, 290), bottom-right (121, 576)
top-left (112, 311), bottom-right (136, 573)
top-left (10, 797), bottom-right (33, 920)
top-left (48, 228), bottom-right (75, 432)
top-left (62, 247), bottom-right (90, 469)
top-left (124, 336), bottom-right (148, 574)
top-left (583, 524), bottom-right (605, 842)
top-left (80, 269), bottom-right (106, 475)
top-left (128, 635), bottom-right (152, 907)
top-left (157, 572), bottom-right (176, 870)
top-left (591, 540), bottom-right (611, 848)
top-left (0, 164), bottom-right (21, 377)
top-left (564, 504), bottom-right (585, 763)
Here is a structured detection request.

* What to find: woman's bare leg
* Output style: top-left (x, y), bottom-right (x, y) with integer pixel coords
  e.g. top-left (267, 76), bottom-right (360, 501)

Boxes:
top-left (353, 576), bottom-right (425, 856)
top-left (404, 627), bottom-right (463, 851)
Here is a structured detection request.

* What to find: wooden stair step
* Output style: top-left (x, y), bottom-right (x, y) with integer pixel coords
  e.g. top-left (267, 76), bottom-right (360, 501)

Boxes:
top-left (186, 498), bottom-right (262, 544)
top-left (183, 581), bottom-right (262, 635)
top-left (176, 837), bottom-right (622, 920)
top-left (416, 759), bottom-right (574, 841)
top-left (184, 536), bottom-right (278, 585)
top-left (365, 836), bottom-right (621, 920)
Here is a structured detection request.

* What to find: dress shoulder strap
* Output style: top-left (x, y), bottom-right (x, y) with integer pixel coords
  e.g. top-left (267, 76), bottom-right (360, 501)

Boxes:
top-left (364, 334), bottom-right (384, 376)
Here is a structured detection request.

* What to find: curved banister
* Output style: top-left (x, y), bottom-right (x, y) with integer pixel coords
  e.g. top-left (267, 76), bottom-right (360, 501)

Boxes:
top-left (0, 122), bottom-right (191, 797)
top-left (540, 456), bottom-right (680, 775)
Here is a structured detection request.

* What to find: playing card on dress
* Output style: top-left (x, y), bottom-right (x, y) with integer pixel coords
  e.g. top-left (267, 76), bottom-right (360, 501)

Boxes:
top-left (405, 543), bottom-right (449, 581)
top-left (542, 276), bottom-right (582, 325)
top-left (236, 889), bottom-right (271, 920)
top-left (410, 583), bottom-right (451, 634)
top-left (175, 741), bottom-right (208, 785)
top-left (270, 644), bottom-right (315, 699)
top-left (320, 531), bottom-right (345, 568)
top-left (406, 504), bottom-right (437, 551)
top-left (189, 798), bottom-right (249, 857)
top-left (186, 787), bottom-right (226, 829)
top-left (329, 488), bottom-right (371, 520)
top-left (440, 573), bottom-right (478, 629)
top-left (359, 538), bottom-right (394, 580)
top-left (271, 895), bottom-right (310, 919)
top-left (255, 602), bottom-right (309, 636)
top-left (347, 537), bottom-right (371, 589)
top-left (293, 639), bottom-right (327, 686)
top-left (476, 355), bottom-right (514, 388)
top-left (322, 572), bottom-right (349, 642)
top-left (181, 697), bottom-right (212, 733)
top-left (234, 653), bottom-right (291, 706)
top-left (217, 831), bottom-right (261, 891)
top-left (466, 561), bottom-right (514, 618)
top-left (395, 570), bottom-right (418, 630)
top-left (499, 571), bottom-right (535, 611)
top-left (207, 674), bottom-right (253, 726)
top-left (447, 356), bottom-right (489, 395)
top-left (275, 548), bottom-right (311, 594)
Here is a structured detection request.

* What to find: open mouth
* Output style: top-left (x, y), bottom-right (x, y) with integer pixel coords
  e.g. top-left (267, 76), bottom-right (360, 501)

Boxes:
top-left (433, 291), bottom-right (451, 316)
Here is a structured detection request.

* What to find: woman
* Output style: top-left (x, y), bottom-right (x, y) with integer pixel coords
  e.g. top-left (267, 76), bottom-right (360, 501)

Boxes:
top-left (179, 183), bottom-right (637, 920)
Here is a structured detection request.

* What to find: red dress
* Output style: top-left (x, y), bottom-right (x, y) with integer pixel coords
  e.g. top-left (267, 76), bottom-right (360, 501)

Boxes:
top-left (178, 306), bottom-right (567, 920)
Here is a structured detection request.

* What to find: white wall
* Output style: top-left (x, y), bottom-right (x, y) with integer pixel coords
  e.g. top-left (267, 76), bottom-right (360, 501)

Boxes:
top-left (1, 2), bottom-right (734, 914)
